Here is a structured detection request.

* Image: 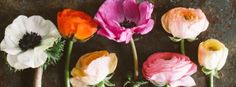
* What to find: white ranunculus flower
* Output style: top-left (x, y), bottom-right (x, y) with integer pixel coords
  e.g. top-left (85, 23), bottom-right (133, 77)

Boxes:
top-left (70, 51), bottom-right (118, 87)
top-left (198, 39), bottom-right (228, 70)
top-left (0, 15), bottom-right (60, 70)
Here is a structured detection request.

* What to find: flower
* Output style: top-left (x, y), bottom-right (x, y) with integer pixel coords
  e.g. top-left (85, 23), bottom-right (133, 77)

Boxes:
top-left (70, 50), bottom-right (118, 87)
top-left (0, 15), bottom-right (61, 69)
top-left (161, 7), bottom-right (209, 39)
top-left (198, 39), bottom-right (228, 70)
top-left (57, 9), bottom-right (98, 41)
top-left (95, 0), bottom-right (154, 43)
top-left (142, 52), bottom-right (197, 87)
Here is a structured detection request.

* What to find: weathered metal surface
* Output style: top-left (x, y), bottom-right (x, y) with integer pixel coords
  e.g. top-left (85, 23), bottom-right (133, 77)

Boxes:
top-left (0, 0), bottom-right (235, 87)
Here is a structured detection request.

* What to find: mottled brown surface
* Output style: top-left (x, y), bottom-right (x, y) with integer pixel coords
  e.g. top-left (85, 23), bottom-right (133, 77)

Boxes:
top-left (0, 0), bottom-right (236, 87)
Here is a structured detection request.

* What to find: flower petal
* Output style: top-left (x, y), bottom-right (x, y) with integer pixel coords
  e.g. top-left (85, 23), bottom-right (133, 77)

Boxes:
top-left (70, 78), bottom-right (87, 87)
top-left (170, 76), bottom-right (196, 87)
top-left (0, 15), bottom-right (29, 55)
top-left (216, 48), bottom-right (228, 70)
top-left (37, 37), bottom-right (58, 51)
top-left (95, 0), bottom-right (125, 22)
top-left (122, 0), bottom-right (140, 22)
top-left (0, 38), bottom-right (22, 55)
top-left (7, 54), bottom-right (29, 70)
top-left (17, 49), bottom-right (47, 68)
top-left (138, 1), bottom-right (154, 25)
top-left (108, 53), bottom-right (118, 73)
top-left (83, 56), bottom-right (111, 85)
top-left (133, 19), bottom-right (154, 35)
top-left (25, 16), bottom-right (54, 37)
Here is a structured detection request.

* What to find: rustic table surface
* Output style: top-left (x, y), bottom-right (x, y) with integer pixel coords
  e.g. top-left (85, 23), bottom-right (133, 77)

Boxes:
top-left (0, 0), bottom-right (236, 87)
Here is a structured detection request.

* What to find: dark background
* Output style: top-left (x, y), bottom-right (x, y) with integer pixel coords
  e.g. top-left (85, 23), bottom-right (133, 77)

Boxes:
top-left (0, 0), bottom-right (236, 87)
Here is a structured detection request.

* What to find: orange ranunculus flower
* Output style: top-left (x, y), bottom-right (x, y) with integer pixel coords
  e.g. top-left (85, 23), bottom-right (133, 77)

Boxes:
top-left (57, 9), bottom-right (98, 40)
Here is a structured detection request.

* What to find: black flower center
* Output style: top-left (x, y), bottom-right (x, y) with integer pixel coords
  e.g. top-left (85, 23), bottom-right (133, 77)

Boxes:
top-left (19, 32), bottom-right (42, 51)
top-left (120, 19), bottom-right (137, 28)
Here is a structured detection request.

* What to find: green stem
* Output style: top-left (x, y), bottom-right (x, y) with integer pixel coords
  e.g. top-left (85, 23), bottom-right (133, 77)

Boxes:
top-left (209, 72), bottom-right (214, 87)
top-left (65, 39), bottom-right (74, 87)
top-left (180, 39), bottom-right (185, 55)
top-left (130, 38), bottom-right (139, 80)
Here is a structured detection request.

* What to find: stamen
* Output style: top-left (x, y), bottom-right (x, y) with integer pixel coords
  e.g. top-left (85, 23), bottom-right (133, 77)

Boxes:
top-left (120, 19), bottom-right (137, 28)
top-left (19, 32), bottom-right (42, 51)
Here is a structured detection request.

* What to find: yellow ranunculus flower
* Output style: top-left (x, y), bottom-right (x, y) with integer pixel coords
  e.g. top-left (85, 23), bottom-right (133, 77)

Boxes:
top-left (70, 50), bottom-right (118, 87)
top-left (198, 39), bottom-right (228, 70)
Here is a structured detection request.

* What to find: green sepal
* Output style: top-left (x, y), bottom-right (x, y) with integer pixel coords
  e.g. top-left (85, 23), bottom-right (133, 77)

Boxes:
top-left (168, 36), bottom-right (182, 42)
top-left (123, 74), bottom-right (148, 87)
top-left (186, 38), bottom-right (198, 42)
top-left (42, 38), bottom-right (65, 70)
top-left (97, 81), bottom-right (105, 87)
top-left (90, 73), bottom-right (115, 87)
top-left (202, 67), bottom-right (212, 75)
top-left (202, 67), bottom-right (220, 79)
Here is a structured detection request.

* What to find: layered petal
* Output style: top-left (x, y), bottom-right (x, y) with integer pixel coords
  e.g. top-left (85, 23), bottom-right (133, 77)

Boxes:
top-left (142, 52), bottom-right (197, 87)
top-left (57, 9), bottom-right (98, 40)
top-left (161, 7), bottom-right (209, 39)
top-left (70, 51), bottom-right (118, 86)
top-left (198, 39), bottom-right (228, 70)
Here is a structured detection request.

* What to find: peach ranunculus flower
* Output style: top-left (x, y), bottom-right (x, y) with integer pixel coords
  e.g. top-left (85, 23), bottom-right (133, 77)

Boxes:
top-left (198, 39), bottom-right (228, 87)
top-left (70, 50), bottom-right (118, 87)
top-left (142, 52), bottom-right (197, 87)
top-left (57, 9), bottom-right (98, 41)
top-left (161, 7), bottom-right (209, 39)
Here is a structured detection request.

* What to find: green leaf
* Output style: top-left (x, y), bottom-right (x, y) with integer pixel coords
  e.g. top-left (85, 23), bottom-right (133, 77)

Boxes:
top-left (168, 36), bottom-right (182, 42)
top-left (42, 38), bottom-right (65, 70)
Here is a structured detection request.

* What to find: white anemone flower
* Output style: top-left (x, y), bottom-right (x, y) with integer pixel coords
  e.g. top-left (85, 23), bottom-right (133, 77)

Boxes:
top-left (0, 15), bottom-right (61, 70)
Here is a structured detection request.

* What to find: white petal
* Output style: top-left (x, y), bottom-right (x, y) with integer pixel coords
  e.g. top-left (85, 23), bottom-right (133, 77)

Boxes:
top-left (36, 37), bottom-right (58, 51)
top-left (0, 38), bottom-right (22, 55)
top-left (82, 56), bottom-right (111, 85)
top-left (7, 54), bottom-right (29, 70)
top-left (70, 78), bottom-right (88, 87)
top-left (170, 76), bottom-right (196, 87)
top-left (17, 49), bottom-right (47, 68)
top-left (216, 48), bottom-right (229, 70)
top-left (25, 16), bottom-right (56, 37)
top-left (0, 15), bottom-right (29, 55)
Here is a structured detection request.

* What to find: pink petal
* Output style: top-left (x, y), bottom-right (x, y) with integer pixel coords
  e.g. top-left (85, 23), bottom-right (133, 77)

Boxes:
top-left (170, 76), bottom-right (196, 87)
top-left (138, 1), bottom-right (154, 25)
top-left (95, 0), bottom-right (125, 22)
top-left (122, 0), bottom-right (140, 22)
top-left (133, 19), bottom-right (154, 35)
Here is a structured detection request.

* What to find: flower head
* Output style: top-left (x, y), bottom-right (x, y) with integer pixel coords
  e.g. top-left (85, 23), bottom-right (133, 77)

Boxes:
top-left (161, 7), bottom-right (209, 39)
top-left (142, 52), bottom-right (197, 87)
top-left (57, 9), bottom-right (98, 41)
top-left (95, 0), bottom-right (154, 43)
top-left (70, 50), bottom-right (118, 87)
top-left (0, 15), bottom-right (61, 69)
top-left (198, 39), bottom-right (228, 70)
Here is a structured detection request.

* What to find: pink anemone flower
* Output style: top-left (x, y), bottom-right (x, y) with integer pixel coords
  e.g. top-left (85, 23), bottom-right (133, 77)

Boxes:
top-left (95, 0), bottom-right (154, 43)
